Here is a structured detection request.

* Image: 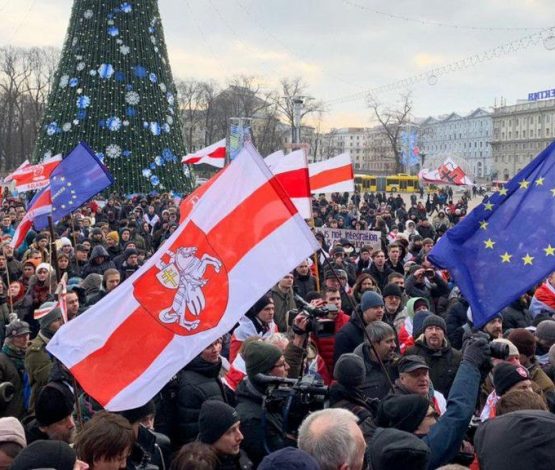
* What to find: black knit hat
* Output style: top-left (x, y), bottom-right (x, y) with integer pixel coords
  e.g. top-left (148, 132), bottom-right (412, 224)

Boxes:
top-left (492, 362), bottom-right (530, 396)
top-left (243, 341), bottom-right (282, 379)
top-left (334, 353), bottom-right (366, 388)
top-left (369, 427), bottom-right (431, 470)
top-left (382, 283), bottom-right (403, 299)
top-left (10, 440), bottom-right (76, 470)
top-left (422, 314), bottom-right (447, 334)
top-left (246, 293), bottom-right (273, 320)
top-left (119, 399), bottom-right (156, 424)
top-left (35, 382), bottom-right (74, 427)
top-left (198, 400), bottom-right (240, 444)
top-left (376, 395), bottom-right (430, 433)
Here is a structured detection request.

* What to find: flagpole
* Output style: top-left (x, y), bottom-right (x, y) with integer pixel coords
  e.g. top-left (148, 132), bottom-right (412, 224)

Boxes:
top-left (47, 216), bottom-right (61, 283)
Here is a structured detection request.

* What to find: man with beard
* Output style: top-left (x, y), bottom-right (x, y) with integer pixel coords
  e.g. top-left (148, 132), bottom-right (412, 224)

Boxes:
top-left (406, 315), bottom-right (461, 397)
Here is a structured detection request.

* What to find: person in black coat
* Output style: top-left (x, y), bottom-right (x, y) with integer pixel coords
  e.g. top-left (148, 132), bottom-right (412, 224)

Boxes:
top-left (502, 297), bottom-right (532, 331)
top-left (175, 338), bottom-right (229, 447)
top-left (80, 245), bottom-right (115, 278)
top-left (445, 295), bottom-right (469, 350)
top-left (293, 261), bottom-right (317, 301)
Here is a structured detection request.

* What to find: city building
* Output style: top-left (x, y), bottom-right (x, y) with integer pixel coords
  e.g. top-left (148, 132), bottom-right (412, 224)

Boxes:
top-left (491, 97), bottom-right (555, 180)
top-left (418, 108), bottom-right (493, 180)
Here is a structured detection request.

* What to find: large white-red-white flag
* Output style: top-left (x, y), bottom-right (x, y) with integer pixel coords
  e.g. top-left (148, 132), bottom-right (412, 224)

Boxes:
top-left (181, 139), bottom-right (226, 168)
top-left (48, 143), bottom-right (320, 410)
top-left (7, 154), bottom-right (62, 192)
top-left (9, 188), bottom-right (52, 249)
top-left (309, 153), bottom-right (354, 193)
top-left (264, 150), bottom-right (311, 219)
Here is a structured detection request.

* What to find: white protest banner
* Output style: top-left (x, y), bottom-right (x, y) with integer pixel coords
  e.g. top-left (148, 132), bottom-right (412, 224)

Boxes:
top-left (319, 227), bottom-right (382, 251)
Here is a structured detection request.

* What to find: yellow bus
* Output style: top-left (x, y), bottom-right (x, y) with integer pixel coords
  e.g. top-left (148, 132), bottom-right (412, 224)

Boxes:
top-left (355, 174), bottom-right (419, 193)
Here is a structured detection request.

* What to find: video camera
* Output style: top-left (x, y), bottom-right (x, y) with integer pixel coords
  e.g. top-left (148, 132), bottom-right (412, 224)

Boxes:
top-left (254, 373), bottom-right (328, 438)
top-left (465, 331), bottom-right (509, 360)
top-left (286, 294), bottom-right (339, 338)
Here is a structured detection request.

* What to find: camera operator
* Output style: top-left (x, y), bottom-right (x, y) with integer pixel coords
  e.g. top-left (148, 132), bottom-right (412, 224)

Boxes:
top-left (405, 264), bottom-right (449, 313)
top-left (235, 341), bottom-right (295, 467)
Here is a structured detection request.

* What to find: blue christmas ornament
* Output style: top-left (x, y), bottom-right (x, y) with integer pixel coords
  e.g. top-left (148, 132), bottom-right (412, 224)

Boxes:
top-left (149, 163), bottom-right (156, 170)
top-left (107, 117), bottom-right (122, 131)
top-left (142, 168), bottom-right (152, 178)
top-left (162, 123), bottom-right (170, 133)
top-left (149, 122), bottom-right (161, 136)
top-left (149, 73), bottom-right (157, 83)
top-left (69, 78), bottom-right (79, 87)
top-left (162, 148), bottom-right (173, 161)
top-left (122, 150), bottom-right (132, 157)
top-left (126, 107), bottom-right (137, 117)
top-left (150, 175), bottom-right (160, 186)
top-left (114, 71), bottom-right (125, 82)
top-left (121, 2), bottom-right (132, 13)
top-left (96, 152), bottom-right (105, 162)
top-left (76, 95), bottom-right (91, 109)
top-left (98, 119), bottom-right (106, 128)
top-left (166, 92), bottom-right (175, 105)
top-left (134, 66), bottom-right (147, 78)
top-left (143, 121), bottom-right (149, 129)
top-left (77, 110), bottom-right (87, 119)
top-left (107, 26), bottom-right (119, 37)
top-left (98, 63), bottom-right (114, 79)
top-left (46, 122), bottom-right (59, 136)
top-left (155, 156), bottom-right (163, 166)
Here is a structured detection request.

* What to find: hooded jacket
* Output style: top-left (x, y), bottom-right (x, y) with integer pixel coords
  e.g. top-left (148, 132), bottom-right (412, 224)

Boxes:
top-left (475, 410), bottom-right (555, 470)
top-left (81, 245), bottom-right (115, 277)
top-left (333, 310), bottom-right (367, 364)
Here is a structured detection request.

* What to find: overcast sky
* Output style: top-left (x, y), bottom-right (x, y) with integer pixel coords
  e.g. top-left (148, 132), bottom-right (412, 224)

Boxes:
top-left (2, 0), bottom-right (555, 129)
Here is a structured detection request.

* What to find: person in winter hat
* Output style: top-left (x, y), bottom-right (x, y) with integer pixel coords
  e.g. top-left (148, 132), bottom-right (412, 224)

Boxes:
top-left (492, 362), bottom-right (533, 396)
top-left (198, 400), bottom-right (252, 469)
top-left (24, 303), bottom-right (64, 413)
top-left (369, 427), bottom-right (430, 470)
top-left (0, 416), bottom-right (26, 467)
top-left (259, 447), bottom-right (319, 470)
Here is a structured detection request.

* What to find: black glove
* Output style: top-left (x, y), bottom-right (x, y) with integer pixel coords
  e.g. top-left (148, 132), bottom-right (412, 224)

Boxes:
top-left (462, 338), bottom-right (491, 369)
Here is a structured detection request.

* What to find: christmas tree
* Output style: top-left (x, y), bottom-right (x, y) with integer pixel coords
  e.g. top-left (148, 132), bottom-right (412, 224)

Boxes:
top-left (32, 1), bottom-right (193, 195)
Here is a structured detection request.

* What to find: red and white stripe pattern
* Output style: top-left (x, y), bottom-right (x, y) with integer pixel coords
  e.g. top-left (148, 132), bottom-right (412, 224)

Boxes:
top-left (4, 160), bottom-right (30, 183)
top-left (48, 143), bottom-right (319, 411)
top-left (309, 152), bottom-right (354, 194)
top-left (181, 139), bottom-right (226, 168)
top-left (9, 154), bottom-right (62, 192)
top-left (10, 188), bottom-right (52, 249)
top-left (265, 149), bottom-right (311, 219)
top-left (34, 301), bottom-right (59, 320)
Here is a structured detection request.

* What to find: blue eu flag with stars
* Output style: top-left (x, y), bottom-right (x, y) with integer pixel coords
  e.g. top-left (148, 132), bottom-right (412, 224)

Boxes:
top-left (33, 142), bottom-right (113, 230)
top-left (429, 141), bottom-right (555, 327)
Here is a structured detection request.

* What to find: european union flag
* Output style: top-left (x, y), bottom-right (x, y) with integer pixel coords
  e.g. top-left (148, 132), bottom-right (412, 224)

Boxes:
top-left (33, 142), bottom-right (113, 230)
top-left (429, 141), bottom-right (555, 327)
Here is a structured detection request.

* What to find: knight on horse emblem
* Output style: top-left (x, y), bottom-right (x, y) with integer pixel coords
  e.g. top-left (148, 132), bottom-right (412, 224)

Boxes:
top-left (155, 246), bottom-right (222, 331)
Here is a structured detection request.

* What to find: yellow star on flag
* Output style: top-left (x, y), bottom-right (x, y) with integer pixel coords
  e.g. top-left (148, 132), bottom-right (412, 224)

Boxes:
top-left (550, 188), bottom-right (555, 197)
top-left (500, 252), bottom-right (512, 263)
top-left (522, 254), bottom-right (534, 265)
top-left (479, 220), bottom-right (488, 230)
top-left (536, 177), bottom-right (545, 186)
top-left (498, 187), bottom-right (508, 196)
top-left (544, 245), bottom-right (555, 256)
top-left (518, 179), bottom-right (529, 189)
top-left (483, 202), bottom-right (494, 211)
top-left (484, 238), bottom-right (495, 249)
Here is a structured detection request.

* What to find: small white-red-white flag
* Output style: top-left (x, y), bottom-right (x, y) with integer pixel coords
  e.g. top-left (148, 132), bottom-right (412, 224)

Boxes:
top-left (10, 188), bottom-right (52, 249)
top-left (265, 150), bottom-right (311, 219)
top-left (9, 154), bottom-right (62, 192)
top-left (48, 142), bottom-right (319, 410)
top-left (309, 153), bottom-right (354, 193)
top-left (4, 160), bottom-right (30, 183)
top-left (181, 139), bottom-right (226, 168)
top-left (34, 302), bottom-right (59, 320)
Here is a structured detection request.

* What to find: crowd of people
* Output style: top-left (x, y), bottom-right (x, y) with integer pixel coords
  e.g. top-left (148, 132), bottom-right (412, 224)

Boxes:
top-left (0, 186), bottom-right (553, 469)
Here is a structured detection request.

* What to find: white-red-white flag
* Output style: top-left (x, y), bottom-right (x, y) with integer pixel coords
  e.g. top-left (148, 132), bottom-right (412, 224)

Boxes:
top-left (309, 153), bottom-right (354, 193)
top-left (4, 160), bottom-right (30, 183)
top-left (9, 154), bottom-right (62, 192)
top-left (265, 150), bottom-right (311, 219)
top-left (34, 301), bottom-right (59, 320)
top-left (48, 143), bottom-right (320, 410)
top-left (10, 188), bottom-right (52, 249)
top-left (181, 139), bottom-right (226, 168)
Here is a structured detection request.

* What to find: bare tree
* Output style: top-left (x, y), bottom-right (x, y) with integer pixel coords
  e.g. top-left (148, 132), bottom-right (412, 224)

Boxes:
top-left (275, 77), bottom-right (325, 143)
top-left (368, 92), bottom-right (413, 173)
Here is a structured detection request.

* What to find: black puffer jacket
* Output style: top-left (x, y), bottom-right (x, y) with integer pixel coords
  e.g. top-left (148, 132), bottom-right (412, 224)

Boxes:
top-left (501, 300), bottom-right (532, 331)
top-left (333, 311), bottom-right (366, 364)
top-left (406, 338), bottom-right (462, 397)
top-left (235, 378), bottom-right (293, 467)
top-left (293, 273), bottom-right (317, 300)
top-left (176, 355), bottom-right (227, 446)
